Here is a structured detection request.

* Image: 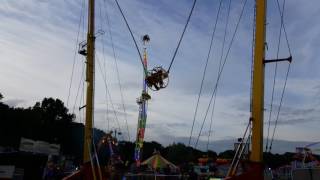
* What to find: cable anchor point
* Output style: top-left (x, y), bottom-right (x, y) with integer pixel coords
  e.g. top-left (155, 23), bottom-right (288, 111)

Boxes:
top-left (264, 55), bottom-right (292, 64)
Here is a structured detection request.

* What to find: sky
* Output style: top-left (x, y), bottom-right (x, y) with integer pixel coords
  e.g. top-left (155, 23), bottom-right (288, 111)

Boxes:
top-left (1, 0), bottom-right (320, 152)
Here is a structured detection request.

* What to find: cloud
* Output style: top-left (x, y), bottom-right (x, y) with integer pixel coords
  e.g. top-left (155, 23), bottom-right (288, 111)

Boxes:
top-left (267, 118), bottom-right (317, 126)
top-left (3, 98), bottom-right (26, 107)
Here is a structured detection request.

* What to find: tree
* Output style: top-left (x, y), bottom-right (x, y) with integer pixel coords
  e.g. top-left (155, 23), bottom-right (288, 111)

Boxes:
top-left (35, 98), bottom-right (74, 124)
top-left (142, 141), bottom-right (164, 160)
top-left (218, 150), bottom-right (235, 159)
top-left (163, 143), bottom-right (194, 164)
top-left (0, 97), bottom-right (76, 149)
top-left (208, 150), bottom-right (218, 161)
top-left (118, 141), bottom-right (135, 165)
top-left (0, 93), bottom-right (3, 100)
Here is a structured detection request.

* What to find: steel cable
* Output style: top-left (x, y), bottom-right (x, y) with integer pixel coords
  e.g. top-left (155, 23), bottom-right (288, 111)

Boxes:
top-left (66, 0), bottom-right (86, 107)
top-left (194, 0), bottom-right (249, 149)
top-left (268, 0), bottom-right (292, 152)
top-left (188, 0), bottom-right (223, 147)
top-left (167, 0), bottom-right (198, 72)
top-left (96, 54), bottom-right (122, 132)
top-left (103, 0), bottom-right (131, 141)
top-left (265, 0), bottom-right (285, 151)
top-left (206, 0), bottom-right (231, 151)
top-left (113, 0), bottom-right (148, 75)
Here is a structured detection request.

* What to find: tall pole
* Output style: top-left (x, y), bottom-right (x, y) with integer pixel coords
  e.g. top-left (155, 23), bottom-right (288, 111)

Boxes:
top-left (250, 0), bottom-right (266, 163)
top-left (134, 35), bottom-right (150, 166)
top-left (83, 0), bottom-right (95, 163)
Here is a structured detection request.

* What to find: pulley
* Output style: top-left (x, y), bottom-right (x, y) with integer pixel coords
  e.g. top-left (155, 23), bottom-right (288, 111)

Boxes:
top-left (142, 34), bottom-right (150, 44)
top-left (145, 66), bottom-right (169, 91)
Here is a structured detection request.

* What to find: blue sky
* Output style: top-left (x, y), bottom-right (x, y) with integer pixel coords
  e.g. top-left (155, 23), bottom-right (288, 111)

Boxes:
top-left (1, 0), bottom-right (320, 152)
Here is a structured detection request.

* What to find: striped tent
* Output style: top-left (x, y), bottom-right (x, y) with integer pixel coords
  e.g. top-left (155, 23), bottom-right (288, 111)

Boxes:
top-left (141, 152), bottom-right (177, 170)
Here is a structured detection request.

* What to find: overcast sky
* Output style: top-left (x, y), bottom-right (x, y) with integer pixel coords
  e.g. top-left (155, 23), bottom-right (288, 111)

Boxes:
top-left (1, 0), bottom-right (320, 151)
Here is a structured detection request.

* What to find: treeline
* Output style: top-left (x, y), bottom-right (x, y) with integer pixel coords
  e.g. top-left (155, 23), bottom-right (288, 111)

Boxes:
top-left (0, 93), bottom-right (308, 169)
top-left (0, 94), bottom-right (106, 160)
top-left (0, 94), bottom-right (219, 159)
top-left (117, 141), bottom-right (218, 166)
top-left (117, 141), bottom-right (305, 169)
top-left (0, 93), bottom-right (218, 164)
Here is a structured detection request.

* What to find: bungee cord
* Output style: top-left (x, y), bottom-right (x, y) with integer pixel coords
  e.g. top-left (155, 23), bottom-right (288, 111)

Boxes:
top-left (167, 0), bottom-right (198, 73)
top-left (113, 0), bottom-right (148, 76)
top-left (114, 0), bottom-right (198, 91)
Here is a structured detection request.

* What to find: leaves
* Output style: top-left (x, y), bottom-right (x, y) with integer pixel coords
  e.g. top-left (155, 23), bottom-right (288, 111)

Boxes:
top-left (0, 97), bottom-right (76, 152)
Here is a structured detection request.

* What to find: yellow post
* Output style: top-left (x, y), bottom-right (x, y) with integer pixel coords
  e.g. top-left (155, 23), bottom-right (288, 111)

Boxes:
top-left (250, 0), bottom-right (266, 162)
top-left (83, 0), bottom-right (95, 163)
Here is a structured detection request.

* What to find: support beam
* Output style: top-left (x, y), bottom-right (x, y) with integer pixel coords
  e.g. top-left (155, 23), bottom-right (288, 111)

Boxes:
top-left (250, 0), bottom-right (266, 163)
top-left (264, 56), bottom-right (292, 64)
top-left (83, 0), bottom-right (95, 163)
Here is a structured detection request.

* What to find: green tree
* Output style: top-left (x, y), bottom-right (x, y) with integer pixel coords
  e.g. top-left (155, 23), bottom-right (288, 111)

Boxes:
top-left (218, 150), bottom-right (235, 159)
top-left (163, 143), bottom-right (196, 164)
top-left (0, 97), bottom-right (76, 150)
top-left (142, 141), bottom-right (164, 160)
top-left (35, 98), bottom-right (74, 124)
top-left (208, 150), bottom-right (218, 161)
top-left (118, 141), bottom-right (135, 165)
